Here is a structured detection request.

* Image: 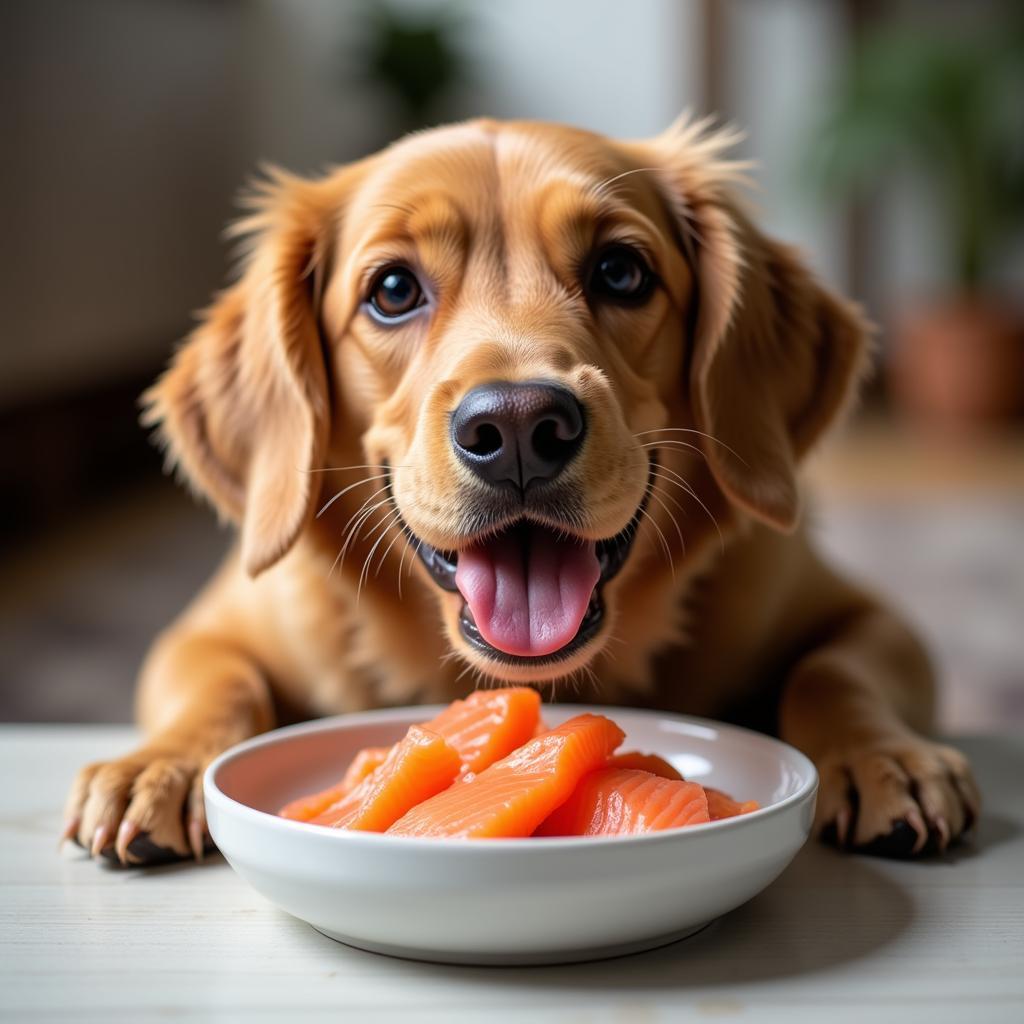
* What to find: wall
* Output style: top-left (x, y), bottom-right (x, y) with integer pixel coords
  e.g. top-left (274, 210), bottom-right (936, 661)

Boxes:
top-left (1, 1), bottom-right (253, 407)
top-left (0, 0), bottom-right (697, 409)
top-left (723, 0), bottom-right (845, 291)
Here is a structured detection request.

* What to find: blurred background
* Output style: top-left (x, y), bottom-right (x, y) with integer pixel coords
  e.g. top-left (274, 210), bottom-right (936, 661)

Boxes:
top-left (1, 0), bottom-right (1022, 729)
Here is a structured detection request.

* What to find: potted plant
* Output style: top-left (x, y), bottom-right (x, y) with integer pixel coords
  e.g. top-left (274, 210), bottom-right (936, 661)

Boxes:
top-left (353, 1), bottom-right (469, 139)
top-left (805, 14), bottom-right (1024, 429)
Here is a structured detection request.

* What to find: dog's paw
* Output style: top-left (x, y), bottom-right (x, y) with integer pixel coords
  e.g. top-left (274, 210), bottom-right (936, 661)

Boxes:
top-left (62, 748), bottom-right (212, 866)
top-left (814, 737), bottom-right (980, 858)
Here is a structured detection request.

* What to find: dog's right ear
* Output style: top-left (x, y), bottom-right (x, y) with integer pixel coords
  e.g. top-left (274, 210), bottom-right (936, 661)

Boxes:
top-left (627, 117), bottom-right (871, 532)
top-left (143, 169), bottom-right (350, 577)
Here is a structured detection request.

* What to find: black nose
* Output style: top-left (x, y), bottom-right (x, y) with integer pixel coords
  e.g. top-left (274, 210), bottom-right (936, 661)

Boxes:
top-left (450, 381), bottom-right (586, 491)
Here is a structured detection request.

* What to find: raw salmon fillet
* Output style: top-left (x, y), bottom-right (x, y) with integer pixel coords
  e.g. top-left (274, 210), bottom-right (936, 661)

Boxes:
top-left (309, 726), bottom-right (461, 831)
top-left (426, 687), bottom-right (541, 773)
top-left (607, 751), bottom-right (683, 780)
top-left (534, 768), bottom-right (710, 836)
top-left (278, 746), bottom-right (389, 822)
top-left (387, 713), bottom-right (625, 838)
top-left (278, 687), bottom-right (540, 821)
top-left (705, 787), bottom-right (760, 820)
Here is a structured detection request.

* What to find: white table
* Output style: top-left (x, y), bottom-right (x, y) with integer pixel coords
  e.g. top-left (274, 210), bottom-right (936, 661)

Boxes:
top-left (2, 727), bottom-right (1021, 1023)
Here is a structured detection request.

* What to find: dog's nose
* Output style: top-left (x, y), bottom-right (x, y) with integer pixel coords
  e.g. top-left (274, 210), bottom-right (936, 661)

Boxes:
top-left (450, 381), bottom-right (586, 491)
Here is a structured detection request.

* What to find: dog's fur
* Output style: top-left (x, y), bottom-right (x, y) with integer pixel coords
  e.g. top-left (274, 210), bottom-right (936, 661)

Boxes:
top-left (64, 118), bottom-right (979, 864)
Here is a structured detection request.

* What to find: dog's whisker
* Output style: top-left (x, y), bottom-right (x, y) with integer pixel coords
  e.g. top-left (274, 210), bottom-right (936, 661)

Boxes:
top-left (647, 488), bottom-right (687, 559)
top-left (567, 659), bottom-right (599, 698)
top-left (355, 501), bottom-right (401, 572)
top-left (316, 474), bottom-right (389, 519)
top-left (335, 484), bottom-right (391, 537)
top-left (373, 515), bottom-right (409, 580)
top-left (561, 668), bottom-right (578, 699)
top-left (549, 676), bottom-right (560, 704)
top-left (580, 663), bottom-right (593, 695)
top-left (651, 467), bottom-right (704, 506)
top-left (569, 672), bottom-right (581, 698)
top-left (360, 501), bottom-right (401, 547)
top-left (453, 660), bottom-right (476, 688)
top-left (653, 462), bottom-right (712, 505)
top-left (453, 656), bottom-right (492, 693)
top-left (637, 506), bottom-right (675, 581)
top-left (331, 494), bottom-right (394, 577)
top-left (303, 463), bottom-right (391, 475)
top-left (334, 491), bottom-right (392, 564)
top-left (395, 531), bottom-right (417, 601)
top-left (354, 515), bottom-right (400, 602)
top-left (407, 538), bottom-right (423, 580)
top-left (637, 439), bottom-right (705, 461)
top-left (651, 462), bottom-right (725, 554)
top-left (634, 428), bottom-right (748, 467)
top-left (676, 485), bottom-right (725, 556)
top-left (649, 471), bottom-right (691, 517)
top-left (356, 507), bottom-right (403, 604)
top-left (652, 460), bottom-right (692, 485)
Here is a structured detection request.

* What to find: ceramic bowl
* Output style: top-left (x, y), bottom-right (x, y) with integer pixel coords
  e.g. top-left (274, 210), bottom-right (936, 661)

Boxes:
top-left (205, 704), bottom-right (816, 965)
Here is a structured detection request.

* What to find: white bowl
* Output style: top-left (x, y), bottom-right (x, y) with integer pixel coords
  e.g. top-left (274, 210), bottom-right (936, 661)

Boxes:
top-left (205, 704), bottom-right (817, 965)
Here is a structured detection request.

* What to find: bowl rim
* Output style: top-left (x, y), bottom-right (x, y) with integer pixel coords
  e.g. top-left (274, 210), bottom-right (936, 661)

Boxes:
top-left (204, 703), bottom-right (818, 853)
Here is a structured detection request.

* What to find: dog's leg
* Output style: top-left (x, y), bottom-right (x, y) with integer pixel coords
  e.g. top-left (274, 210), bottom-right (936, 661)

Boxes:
top-left (63, 631), bottom-right (275, 865)
top-left (779, 602), bottom-right (981, 857)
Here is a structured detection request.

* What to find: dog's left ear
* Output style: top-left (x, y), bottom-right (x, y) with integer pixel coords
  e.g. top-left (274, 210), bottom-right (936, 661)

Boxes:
top-left (630, 119), bottom-right (872, 532)
top-left (143, 171), bottom-right (341, 576)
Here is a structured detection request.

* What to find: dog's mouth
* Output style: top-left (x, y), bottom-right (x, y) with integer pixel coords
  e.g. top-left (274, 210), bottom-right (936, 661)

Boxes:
top-left (409, 477), bottom-right (650, 666)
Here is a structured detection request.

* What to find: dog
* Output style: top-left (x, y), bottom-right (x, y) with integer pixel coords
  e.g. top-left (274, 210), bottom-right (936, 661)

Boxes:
top-left (63, 116), bottom-right (979, 865)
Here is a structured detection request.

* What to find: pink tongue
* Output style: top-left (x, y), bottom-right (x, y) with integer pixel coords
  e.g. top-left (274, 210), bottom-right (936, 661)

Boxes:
top-left (455, 526), bottom-right (601, 658)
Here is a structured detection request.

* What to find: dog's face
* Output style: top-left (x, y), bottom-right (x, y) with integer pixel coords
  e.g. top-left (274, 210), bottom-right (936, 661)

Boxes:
top-left (320, 122), bottom-right (693, 681)
top-left (148, 118), bottom-right (867, 686)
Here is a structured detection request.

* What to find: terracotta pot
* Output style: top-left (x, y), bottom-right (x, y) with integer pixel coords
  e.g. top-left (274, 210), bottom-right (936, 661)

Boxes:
top-left (888, 296), bottom-right (1024, 428)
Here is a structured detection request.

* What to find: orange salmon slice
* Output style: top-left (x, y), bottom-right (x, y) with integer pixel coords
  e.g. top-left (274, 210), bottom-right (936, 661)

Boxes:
top-left (535, 768), bottom-right (710, 836)
top-left (309, 726), bottom-right (461, 831)
top-left (387, 713), bottom-right (625, 838)
top-left (606, 751), bottom-right (683, 780)
top-left (705, 787), bottom-right (760, 820)
top-left (278, 687), bottom-right (540, 821)
top-left (427, 686), bottom-right (541, 773)
top-left (278, 746), bottom-right (390, 822)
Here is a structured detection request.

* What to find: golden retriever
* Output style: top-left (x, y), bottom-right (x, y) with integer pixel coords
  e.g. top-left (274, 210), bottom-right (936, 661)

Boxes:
top-left (63, 117), bottom-right (979, 864)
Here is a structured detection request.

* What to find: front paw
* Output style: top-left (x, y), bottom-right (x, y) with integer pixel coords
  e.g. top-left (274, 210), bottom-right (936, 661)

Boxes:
top-left (814, 737), bottom-right (980, 857)
top-left (62, 748), bottom-right (213, 866)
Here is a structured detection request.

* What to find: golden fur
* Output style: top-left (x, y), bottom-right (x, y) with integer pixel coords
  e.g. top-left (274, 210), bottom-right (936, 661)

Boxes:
top-left (64, 117), bottom-right (978, 863)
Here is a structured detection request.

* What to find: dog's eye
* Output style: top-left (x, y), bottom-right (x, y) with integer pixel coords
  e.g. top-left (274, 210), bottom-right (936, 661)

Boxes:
top-left (367, 266), bottom-right (424, 321)
top-left (588, 245), bottom-right (654, 304)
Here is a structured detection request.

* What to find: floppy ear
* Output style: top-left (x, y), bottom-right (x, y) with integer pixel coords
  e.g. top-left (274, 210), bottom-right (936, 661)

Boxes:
top-left (639, 118), bottom-right (872, 531)
top-left (143, 171), bottom-right (337, 576)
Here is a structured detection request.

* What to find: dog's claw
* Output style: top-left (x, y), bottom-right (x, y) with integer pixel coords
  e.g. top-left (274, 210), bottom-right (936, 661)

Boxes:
top-left (905, 807), bottom-right (929, 855)
top-left (115, 819), bottom-right (141, 865)
top-left (90, 823), bottom-right (111, 858)
top-left (59, 817), bottom-right (80, 849)
top-left (188, 819), bottom-right (206, 862)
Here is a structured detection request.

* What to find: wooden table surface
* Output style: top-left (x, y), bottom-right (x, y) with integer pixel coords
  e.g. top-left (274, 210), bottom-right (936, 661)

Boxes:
top-left (2, 726), bottom-right (1022, 1023)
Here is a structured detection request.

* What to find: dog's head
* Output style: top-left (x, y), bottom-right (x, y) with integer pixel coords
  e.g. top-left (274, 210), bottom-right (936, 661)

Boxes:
top-left (147, 118), bottom-right (868, 685)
